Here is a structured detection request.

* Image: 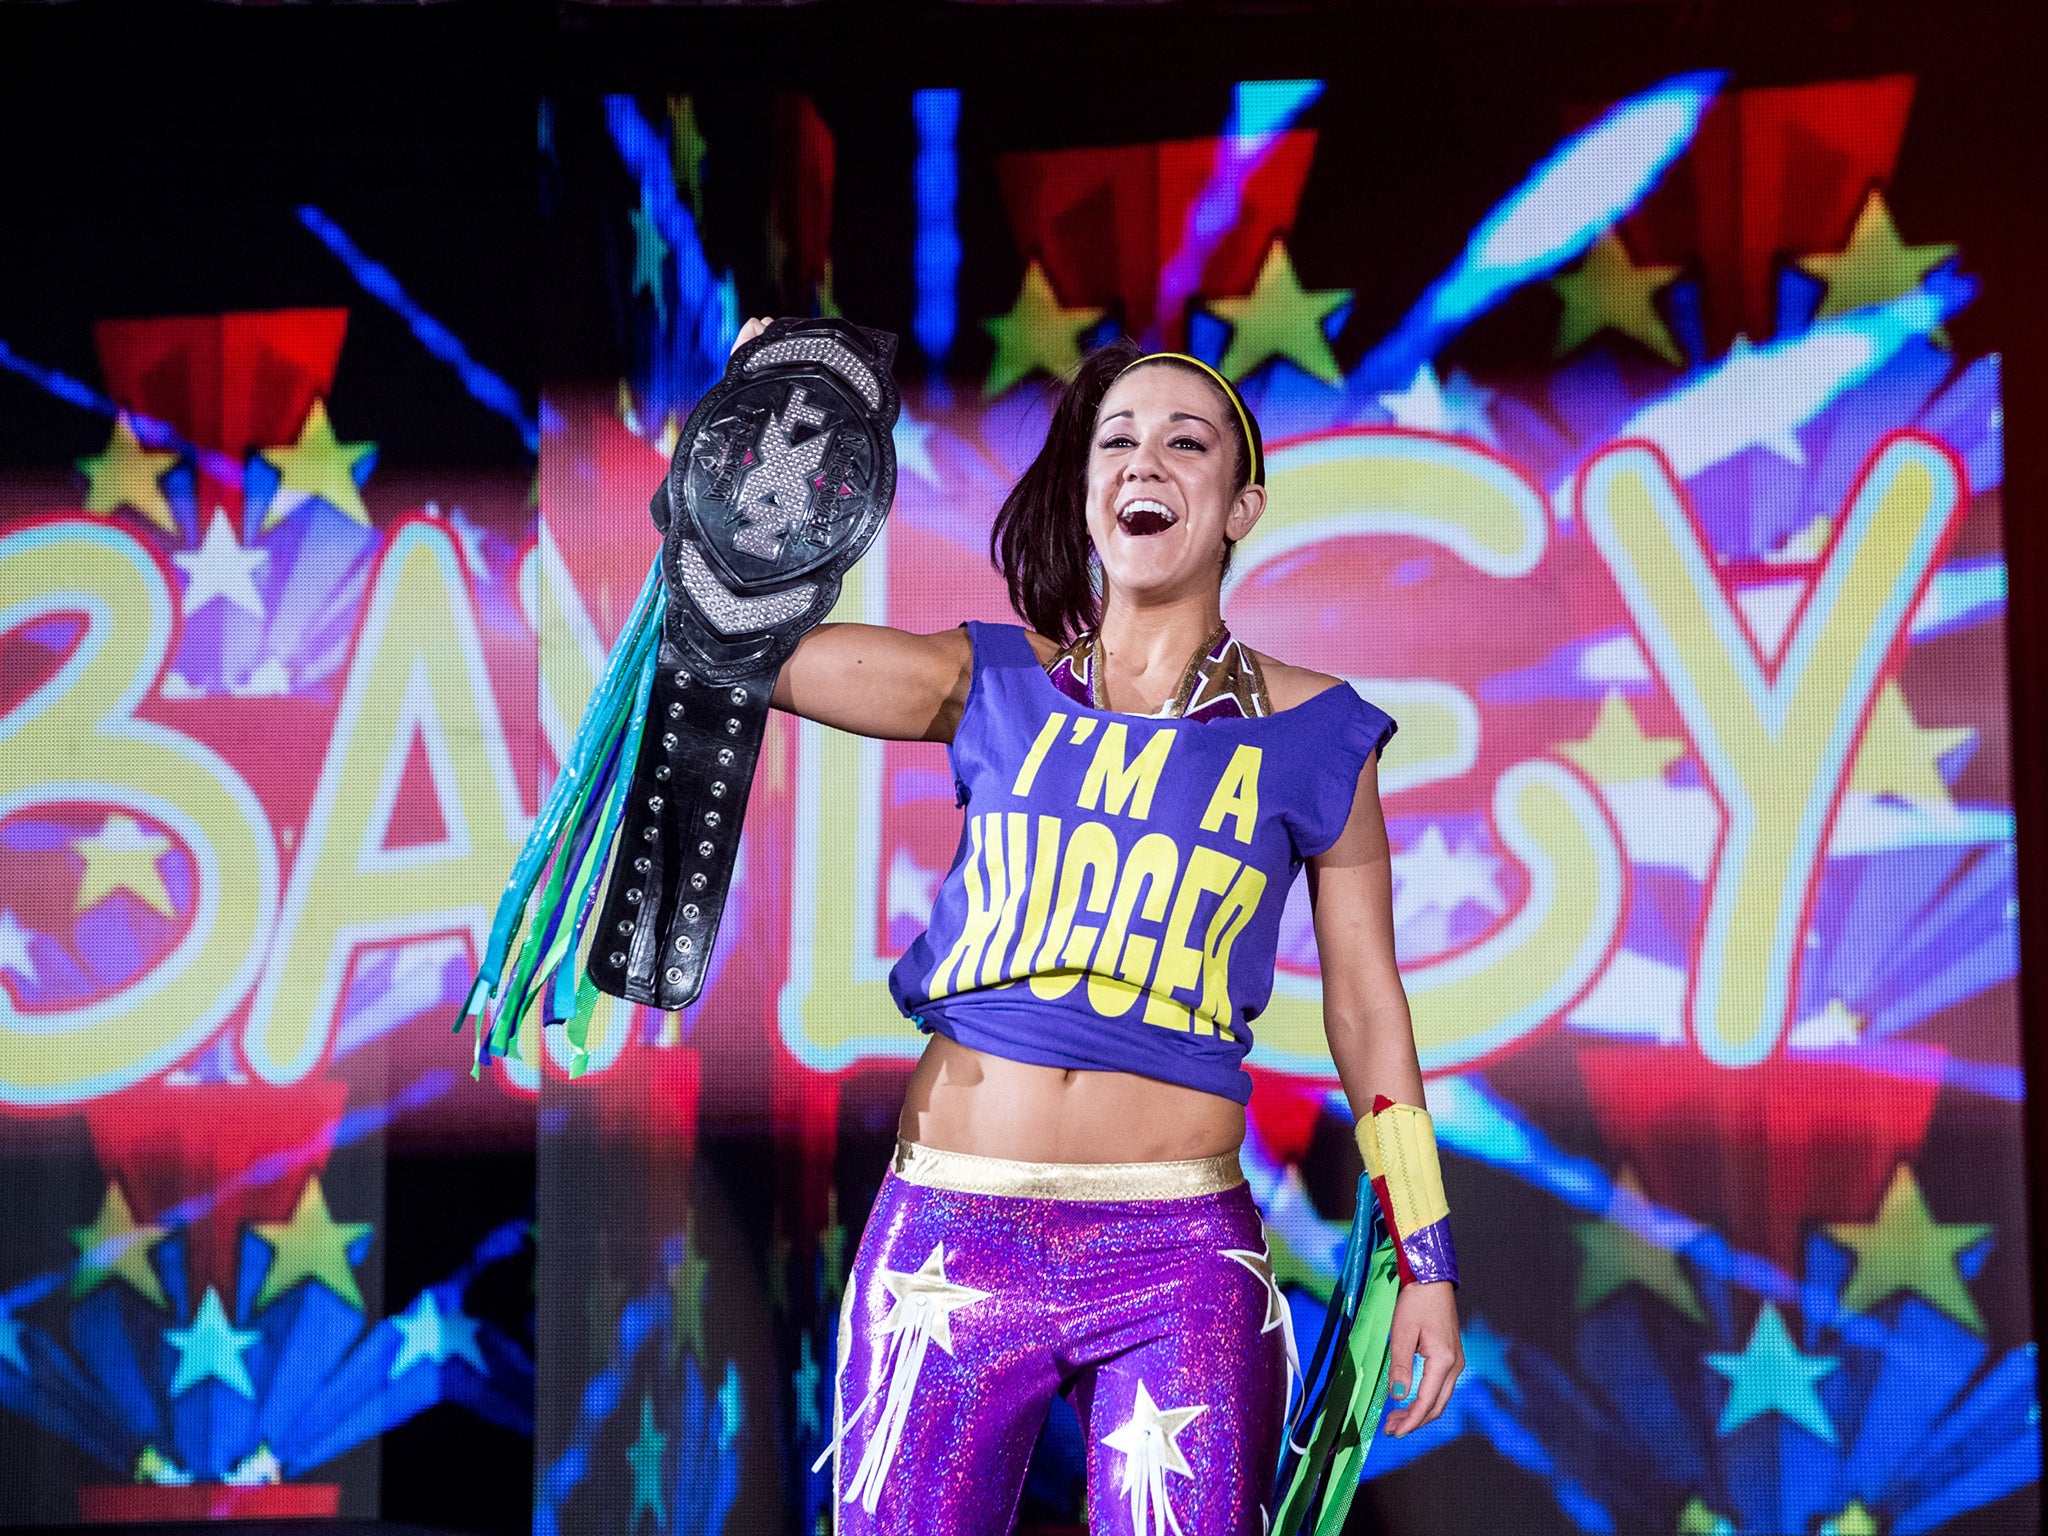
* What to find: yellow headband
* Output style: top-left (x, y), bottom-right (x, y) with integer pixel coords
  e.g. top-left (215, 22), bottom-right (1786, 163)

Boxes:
top-left (1114, 351), bottom-right (1265, 486)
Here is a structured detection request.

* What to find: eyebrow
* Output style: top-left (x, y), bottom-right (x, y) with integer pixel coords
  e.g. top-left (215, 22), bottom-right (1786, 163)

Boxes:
top-left (1096, 410), bottom-right (1220, 431)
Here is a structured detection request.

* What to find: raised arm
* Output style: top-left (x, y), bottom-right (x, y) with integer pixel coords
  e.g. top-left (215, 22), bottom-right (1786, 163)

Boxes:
top-left (1306, 751), bottom-right (1463, 1436)
top-left (772, 622), bottom-right (975, 743)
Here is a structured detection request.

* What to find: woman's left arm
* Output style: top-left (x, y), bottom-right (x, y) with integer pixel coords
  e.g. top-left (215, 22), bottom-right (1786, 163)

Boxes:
top-left (1306, 750), bottom-right (1463, 1437)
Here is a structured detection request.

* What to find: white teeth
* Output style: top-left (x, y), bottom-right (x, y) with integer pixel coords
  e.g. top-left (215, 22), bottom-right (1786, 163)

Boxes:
top-left (1118, 499), bottom-right (1177, 522)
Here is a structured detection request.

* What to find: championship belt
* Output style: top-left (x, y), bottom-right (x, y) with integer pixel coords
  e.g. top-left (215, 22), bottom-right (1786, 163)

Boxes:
top-left (458, 318), bottom-right (898, 1072)
top-left (590, 318), bottom-right (899, 1008)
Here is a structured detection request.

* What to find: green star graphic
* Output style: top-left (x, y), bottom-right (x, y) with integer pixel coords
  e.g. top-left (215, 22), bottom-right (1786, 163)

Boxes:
top-left (982, 261), bottom-right (1104, 397)
top-left (70, 1182), bottom-right (169, 1309)
top-left (1207, 240), bottom-right (1351, 385)
top-left (668, 1217), bottom-right (708, 1369)
top-left (1825, 1164), bottom-right (1990, 1332)
top-left (1798, 190), bottom-right (1957, 343)
top-left (819, 1193), bottom-right (848, 1306)
top-left (253, 1175), bottom-right (372, 1311)
top-left (1570, 1171), bottom-right (1706, 1325)
top-left (668, 95), bottom-right (708, 216)
top-left (1704, 1304), bottom-right (1839, 1441)
top-left (627, 1394), bottom-right (668, 1531)
top-left (1550, 231), bottom-right (1684, 366)
top-left (165, 1288), bottom-right (259, 1399)
top-left (1676, 1495), bottom-right (1734, 1535)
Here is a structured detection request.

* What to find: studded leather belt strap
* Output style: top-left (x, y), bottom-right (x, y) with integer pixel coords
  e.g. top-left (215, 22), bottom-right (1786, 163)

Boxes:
top-left (585, 317), bottom-right (899, 1010)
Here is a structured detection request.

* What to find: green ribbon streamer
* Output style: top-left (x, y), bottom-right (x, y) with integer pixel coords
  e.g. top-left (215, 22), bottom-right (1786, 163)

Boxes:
top-left (1273, 1234), bottom-right (1400, 1536)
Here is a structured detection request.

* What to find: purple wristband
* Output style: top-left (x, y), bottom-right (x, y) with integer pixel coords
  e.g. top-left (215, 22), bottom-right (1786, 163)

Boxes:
top-left (1398, 1214), bottom-right (1460, 1288)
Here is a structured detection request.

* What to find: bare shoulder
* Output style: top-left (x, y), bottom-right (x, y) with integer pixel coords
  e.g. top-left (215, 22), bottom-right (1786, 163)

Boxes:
top-left (1021, 629), bottom-right (1062, 667)
top-left (1250, 649), bottom-right (1347, 713)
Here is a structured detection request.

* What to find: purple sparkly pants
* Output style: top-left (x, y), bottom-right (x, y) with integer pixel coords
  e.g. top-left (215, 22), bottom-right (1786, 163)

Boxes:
top-left (830, 1140), bottom-right (1289, 1535)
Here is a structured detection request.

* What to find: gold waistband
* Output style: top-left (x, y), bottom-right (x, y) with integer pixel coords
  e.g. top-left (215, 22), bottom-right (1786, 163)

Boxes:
top-left (891, 1138), bottom-right (1244, 1202)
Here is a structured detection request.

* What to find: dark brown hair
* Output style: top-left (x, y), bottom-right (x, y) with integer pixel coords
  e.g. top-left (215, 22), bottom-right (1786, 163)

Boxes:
top-left (989, 341), bottom-right (1256, 642)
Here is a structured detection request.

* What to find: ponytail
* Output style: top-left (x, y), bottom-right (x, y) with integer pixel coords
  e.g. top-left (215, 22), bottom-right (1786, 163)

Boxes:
top-left (989, 340), bottom-right (1139, 642)
top-left (989, 340), bottom-right (1257, 642)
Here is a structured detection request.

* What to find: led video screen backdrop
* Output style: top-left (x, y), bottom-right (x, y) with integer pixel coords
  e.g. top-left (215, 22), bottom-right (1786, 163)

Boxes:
top-left (532, 69), bottom-right (2036, 1536)
top-left (0, 60), bottom-right (541, 1522)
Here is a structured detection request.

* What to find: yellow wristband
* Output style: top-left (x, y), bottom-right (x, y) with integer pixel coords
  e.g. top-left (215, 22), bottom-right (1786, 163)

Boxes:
top-left (1355, 1099), bottom-right (1451, 1239)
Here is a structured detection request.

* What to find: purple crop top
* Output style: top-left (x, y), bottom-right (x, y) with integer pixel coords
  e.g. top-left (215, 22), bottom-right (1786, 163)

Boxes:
top-left (888, 622), bottom-right (1398, 1104)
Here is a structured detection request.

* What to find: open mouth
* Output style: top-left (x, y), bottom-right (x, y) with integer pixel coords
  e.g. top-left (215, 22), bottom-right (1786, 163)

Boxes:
top-left (1116, 498), bottom-right (1179, 537)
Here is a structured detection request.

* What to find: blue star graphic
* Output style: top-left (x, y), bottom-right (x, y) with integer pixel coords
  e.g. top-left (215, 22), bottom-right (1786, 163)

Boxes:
top-left (893, 408), bottom-right (939, 488)
top-left (1704, 1303), bottom-right (1839, 1441)
top-left (1459, 1314), bottom-right (1520, 1402)
top-left (165, 1287), bottom-right (259, 1399)
top-left (0, 1302), bottom-right (26, 1373)
top-left (388, 1289), bottom-right (487, 1379)
top-left (627, 1394), bottom-right (667, 1530)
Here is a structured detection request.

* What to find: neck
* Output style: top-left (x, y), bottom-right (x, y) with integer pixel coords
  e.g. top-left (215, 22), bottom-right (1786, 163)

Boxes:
top-left (1093, 586), bottom-right (1223, 714)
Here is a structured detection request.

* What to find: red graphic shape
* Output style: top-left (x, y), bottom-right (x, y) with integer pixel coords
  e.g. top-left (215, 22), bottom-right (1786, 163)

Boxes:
top-left (84, 1079), bottom-right (351, 1302)
top-left (379, 731), bottom-right (452, 853)
top-left (1577, 1044), bottom-right (1940, 1271)
top-left (1609, 75), bottom-right (1916, 352)
top-left (92, 310), bottom-right (351, 516)
top-left (79, 1483), bottom-right (340, 1521)
top-left (1246, 1067), bottom-right (1327, 1168)
top-left (997, 131), bottom-right (1317, 347)
top-left (770, 94), bottom-right (836, 311)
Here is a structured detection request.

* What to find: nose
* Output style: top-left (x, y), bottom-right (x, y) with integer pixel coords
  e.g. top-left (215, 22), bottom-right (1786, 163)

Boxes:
top-left (1123, 437), bottom-right (1166, 480)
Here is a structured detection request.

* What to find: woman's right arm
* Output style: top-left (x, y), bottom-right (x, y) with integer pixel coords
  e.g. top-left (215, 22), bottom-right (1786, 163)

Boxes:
top-left (772, 622), bottom-right (974, 743)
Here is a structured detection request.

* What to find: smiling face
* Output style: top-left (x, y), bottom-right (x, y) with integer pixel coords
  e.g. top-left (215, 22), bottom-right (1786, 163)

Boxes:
top-left (1085, 362), bottom-right (1266, 608)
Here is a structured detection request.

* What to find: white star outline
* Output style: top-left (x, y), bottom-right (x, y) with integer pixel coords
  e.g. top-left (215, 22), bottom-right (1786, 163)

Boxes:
top-left (1221, 1236), bottom-right (1303, 1405)
top-left (1101, 1380), bottom-right (1208, 1536)
top-left (840, 1243), bottom-right (991, 1512)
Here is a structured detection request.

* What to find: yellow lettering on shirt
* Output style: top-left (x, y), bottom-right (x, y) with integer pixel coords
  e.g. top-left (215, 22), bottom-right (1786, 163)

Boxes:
top-left (1011, 713), bottom-right (1067, 797)
top-left (1198, 745), bottom-right (1263, 845)
top-left (1007, 814), bottom-right (1065, 979)
top-left (1077, 723), bottom-right (1176, 819)
top-left (928, 815), bottom-right (996, 997)
top-left (978, 812), bottom-right (1032, 986)
top-left (1199, 864), bottom-right (1268, 1031)
top-left (1086, 833), bottom-right (1181, 1017)
top-left (1144, 845), bottom-right (1243, 1032)
top-left (1029, 820), bottom-right (1119, 1001)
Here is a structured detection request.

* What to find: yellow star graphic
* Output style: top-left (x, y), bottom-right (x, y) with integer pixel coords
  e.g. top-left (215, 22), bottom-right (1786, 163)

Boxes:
top-left (1818, 1500), bottom-right (1880, 1536)
top-left (1551, 232), bottom-right (1685, 367)
top-left (1850, 680), bottom-right (1973, 807)
top-left (70, 1182), bottom-right (169, 1308)
top-left (76, 413), bottom-right (179, 536)
top-left (982, 261), bottom-right (1105, 397)
top-left (1798, 190), bottom-right (1958, 343)
top-left (1558, 692), bottom-right (1688, 784)
top-left (1571, 1169), bottom-right (1705, 1324)
top-left (1825, 1164), bottom-right (1991, 1332)
top-left (70, 814), bottom-right (175, 917)
top-left (253, 1176), bottom-right (373, 1311)
top-left (260, 399), bottom-right (374, 530)
top-left (1208, 240), bottom-right (1351, 385)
